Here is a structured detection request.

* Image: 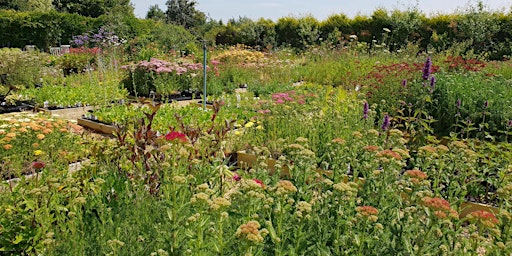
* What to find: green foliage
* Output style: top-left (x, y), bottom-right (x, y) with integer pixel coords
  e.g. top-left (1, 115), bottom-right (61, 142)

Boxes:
top-left (0, 48), bottom-right (47, 93)
top-left (53, 0), bottom-right (133, 18)
top-left (58, 52), bottom-right (96, 76)
top-left (388, 9), bottom-right (423, 50)
top-left (431, 72), bottom-right (512, 140)
top-left (165, 0), bottom-right (205, 29)
top-left (146, 5), bottom-right (166, 21)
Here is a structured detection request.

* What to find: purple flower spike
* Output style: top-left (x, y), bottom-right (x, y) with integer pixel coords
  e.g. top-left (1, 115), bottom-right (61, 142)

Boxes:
top-left (381, 114), bottom-right (390, 131)
top-left (430, 76), bottom-right (436, 88)
top-left (456, 99), bottom-right (461, 109)
top-left (401, 79), bottom-right (407, 87)
top-left (484, 100), bottom-right (489, 109)
top-left (363, 102), bottom-right (369, 119)
top-left (422, 57), bottom-right (432, 80)
top-left (508, 120), bottom-right (512, 127)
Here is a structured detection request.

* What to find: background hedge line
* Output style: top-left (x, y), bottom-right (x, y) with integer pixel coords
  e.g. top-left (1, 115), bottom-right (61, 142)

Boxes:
top-left (2, 6), bottom-right (512, 59)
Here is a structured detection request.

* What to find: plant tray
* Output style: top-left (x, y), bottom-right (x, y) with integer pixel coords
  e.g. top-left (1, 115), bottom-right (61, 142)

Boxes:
top-left (77, 118), bottom-right (116, 134)
top-left (0, 103), bottom-right (33, 114)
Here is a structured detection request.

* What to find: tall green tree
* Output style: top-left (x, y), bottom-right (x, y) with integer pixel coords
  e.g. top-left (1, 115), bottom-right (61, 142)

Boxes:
top-left (52, 0), bottom-right (133, 18)
top-left (0, 0), bottom-right (53, 12)
top-left (146, 5), bottom-right (165, 21)
top-left (165, 0), bottom-right (205, 29)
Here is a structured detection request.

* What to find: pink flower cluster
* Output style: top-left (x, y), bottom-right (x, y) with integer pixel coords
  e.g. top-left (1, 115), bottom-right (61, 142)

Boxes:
top-left (122, 58), bottom-right (203, 75)
top-left (271, 91), bottom-right (305, 105)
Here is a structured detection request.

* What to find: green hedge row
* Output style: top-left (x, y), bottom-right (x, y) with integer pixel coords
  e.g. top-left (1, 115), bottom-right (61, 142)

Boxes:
top-left (213, 9), bottom-right (512, 59)
top-left (0, 10), bottom-right (151, 51)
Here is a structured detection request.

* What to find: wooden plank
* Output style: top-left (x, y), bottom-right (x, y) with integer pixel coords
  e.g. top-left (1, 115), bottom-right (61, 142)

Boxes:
top-left (77, 118), bottom-right (116, 134)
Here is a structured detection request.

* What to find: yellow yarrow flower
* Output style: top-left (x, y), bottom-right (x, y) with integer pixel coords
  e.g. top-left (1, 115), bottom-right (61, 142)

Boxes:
top-left (34, 150), bottom-right (44, 156)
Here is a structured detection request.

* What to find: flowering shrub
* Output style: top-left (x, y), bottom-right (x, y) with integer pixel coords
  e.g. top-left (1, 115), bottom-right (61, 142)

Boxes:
top-left (121, 58), bottom-right (203, 96)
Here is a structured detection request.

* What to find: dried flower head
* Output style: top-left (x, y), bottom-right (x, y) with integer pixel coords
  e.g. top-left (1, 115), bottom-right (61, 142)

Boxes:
top-left (276, 180), bottom-right (297, 195)
top-left (235, 220), bottom-right (264, 243)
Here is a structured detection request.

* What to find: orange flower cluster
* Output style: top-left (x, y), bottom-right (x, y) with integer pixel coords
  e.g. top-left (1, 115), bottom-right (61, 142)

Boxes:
top-left (466, 210), bottom-right (499, 228)
top-left (356, 206), bottom-right (379, 222)
top-left (376, 149), bottom-right (402, 160)
top-left (356, 206), bottom-right (379, 216)
top-left (422, 197), bottom-right (458, 219)
top-left (404, 169), bottom-right (428, 184)
top-left (364, 145), bottom-right (380, 152)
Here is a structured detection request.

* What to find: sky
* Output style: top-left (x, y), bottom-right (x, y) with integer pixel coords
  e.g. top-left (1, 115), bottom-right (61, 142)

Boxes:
top-left (131, 0), bottom-right (512, 22)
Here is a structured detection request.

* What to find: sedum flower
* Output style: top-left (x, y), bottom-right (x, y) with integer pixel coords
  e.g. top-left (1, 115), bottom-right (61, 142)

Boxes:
top-left (276, 180), bottom-right (297, 195)
top-left (466, 210), bottom-right (499, 228)
top-left (236, 220), bottom-right (264, 243)
top-left (356, 206), bottom-right (379, 222)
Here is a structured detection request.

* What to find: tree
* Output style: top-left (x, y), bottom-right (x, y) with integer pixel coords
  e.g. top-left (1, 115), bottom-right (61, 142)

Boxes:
top-left (52, 0), bottom-right (133, 18)
top-left (165, 0), bottom-right (205, 29)
top-left (146, 5), bottom-right (165, 21)
top-left (0, 0), bottom-right (53, 12)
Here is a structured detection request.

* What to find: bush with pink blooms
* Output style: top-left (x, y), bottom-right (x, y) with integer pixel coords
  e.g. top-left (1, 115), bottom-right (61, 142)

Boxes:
top-left (121, 58), bottom-right (204, 97)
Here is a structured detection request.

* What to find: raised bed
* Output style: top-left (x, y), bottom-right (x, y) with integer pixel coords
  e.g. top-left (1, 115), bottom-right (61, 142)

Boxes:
top-left (77, 118), bottom-right (116, 134)
top-left (34, 105), bottom-right (96, 120)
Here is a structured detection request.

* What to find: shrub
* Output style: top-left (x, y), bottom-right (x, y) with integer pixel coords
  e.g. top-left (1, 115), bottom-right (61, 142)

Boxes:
top-left (121, 58), bottom-right (203, 97)
top-left (0, 48), bottom-right (47, 93)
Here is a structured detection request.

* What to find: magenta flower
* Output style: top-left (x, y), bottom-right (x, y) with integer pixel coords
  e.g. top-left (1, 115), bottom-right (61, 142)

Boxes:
top-left (233, 174), bottom-right (241, 181)
top-left (31, 161), bottom-right (45, 170)
top-left (165, 131), bottom-right (188, 142)
top-left (253, 179), bottom-right (264, 188)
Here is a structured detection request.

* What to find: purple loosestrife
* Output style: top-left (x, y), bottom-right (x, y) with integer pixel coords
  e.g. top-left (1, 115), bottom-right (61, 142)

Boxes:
top-left (483, 100), bottom-right (489, 109)
top-left (456, 99), bottom-right (461, 109)
top-left (381, 114), bottom-right (390, 131)
top-left (401, 79), bottom-right (407, 87)
top-left (363, 102), bottom-right (369, 119)
top-left (422, 57), bottom-right (432, 80)
top-left (429, 76), bottom-right (436, 93)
